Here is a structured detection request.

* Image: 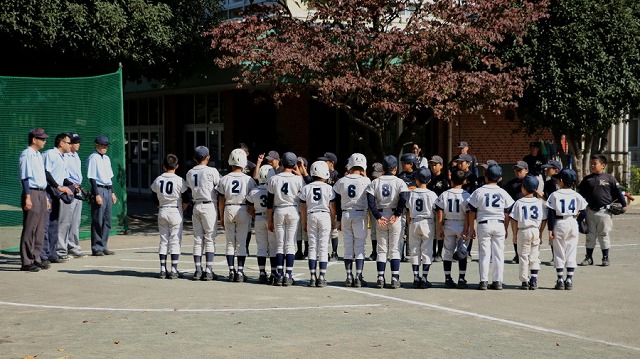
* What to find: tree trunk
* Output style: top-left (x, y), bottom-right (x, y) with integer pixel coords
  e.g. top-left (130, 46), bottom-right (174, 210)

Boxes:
top-left (567, 134), bottom-right (596, 182)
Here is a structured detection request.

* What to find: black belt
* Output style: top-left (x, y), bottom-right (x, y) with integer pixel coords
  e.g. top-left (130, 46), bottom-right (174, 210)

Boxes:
top-left (255, 213), bottom-right (265, 216)
top-left (97, 185), bottom-right (112, 190)
top-left (478, 220), bottom-right (504, 224)
top-left (29, 187), bottom-right (45, 191)
top-left (160, 206), bottom-right (179, 208)
top-left (275, 205), bottom-right (295, 208)
top-left (342, 209), bottom-right (365, 212)
top-left (226, 203), bottom-right (246, 206)
top-left (309, 210), bottom-right (329, 214)
top-left (195, 201), bottom-right (212, 204)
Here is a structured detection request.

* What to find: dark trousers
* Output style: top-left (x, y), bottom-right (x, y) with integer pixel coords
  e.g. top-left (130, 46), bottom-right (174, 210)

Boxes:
top-left (20, 191), bottom-right (47, 266)
top-left (41, 188), bottom-right (60, 261)
top-left (91, 187), bottom-right (113, 253)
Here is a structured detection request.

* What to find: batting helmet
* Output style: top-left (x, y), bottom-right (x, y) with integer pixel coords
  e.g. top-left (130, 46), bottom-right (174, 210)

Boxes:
top-left (258, 164), bottom-right (276, 185)
top-left (452, 238), bottom-right (468, 261)
top-left (347, 153), bottom-right (367, 171)
top-left (310, 160), bottom-right (330, 179)
top-left (228, 148), bottom-right (248, 168)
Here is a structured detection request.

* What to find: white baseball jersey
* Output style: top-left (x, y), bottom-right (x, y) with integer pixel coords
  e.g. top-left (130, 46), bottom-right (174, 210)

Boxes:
top-left (333, 174), bottom-right (371, 210)
top-left (546, 188), bottom-right (587, 217)
top-left (186, 165), bottom-right (221, 202)
top-left (298, 181), bottom-right (335, 213)
top-left (468, 184), bottom-right (515, 221)
top-left (367, 175), bottom-right (409, 209)
top-left (267, 172), bottom-right (305, 207)
top-left (435, 188), bottom-right (470, 221)
top-left (510, 197), bottom-right (547, 228)
top-left (247, 185), bottom-right (269, 215)
top-left (217, 172), bottom-right (256, 204)
top-left (406, 188), bottom-right (438, 220)
top-left (151, 173), bottom-right (188, 207)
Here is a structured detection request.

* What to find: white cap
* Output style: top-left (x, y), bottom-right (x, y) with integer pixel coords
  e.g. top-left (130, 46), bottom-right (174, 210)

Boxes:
top-left (310, 161), bottom-right (330, 179)
top-left (258, 164), bottom-right (275, 184)
top-left (347, 153), bottom-right (367, 171)
top-left (228, 148), bottom-right (248, 168)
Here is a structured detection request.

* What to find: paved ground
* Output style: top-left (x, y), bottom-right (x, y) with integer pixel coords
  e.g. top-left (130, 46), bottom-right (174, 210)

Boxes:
top-left (1, 203), bottom-right (639, 358)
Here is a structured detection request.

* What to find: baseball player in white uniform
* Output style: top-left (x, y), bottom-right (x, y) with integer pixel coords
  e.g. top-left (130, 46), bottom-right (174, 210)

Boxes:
top-left (151, 154), bottom-right (188, 279)
top-left (406, 167), bottom-right (439, 288)
top-left (334, 153), bottom-right (371, 287)
top-left (367, 155), bottom-right (409, 289)
top-left (435, 169), bottom-right (471, 289)
top-left (247, 165), bottom-right (277, 284)
top-left (468, 164), bottom-right (514, 290)
top-left (185, 146), bottom-right (221, 281)
top-left (218, 149), bottom-right (256, 283)
top-left (299, 161), bottom-right (336, 287)
top-left (509, 175), bottom-right (547, 290)
top-left (267, 152), bottom-right (305, 286)
top-left (546, 169), bottom-right (587, 290)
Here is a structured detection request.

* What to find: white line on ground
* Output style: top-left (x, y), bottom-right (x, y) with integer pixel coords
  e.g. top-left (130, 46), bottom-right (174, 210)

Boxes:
top-left (0, 301), bottom-right (382, 313)
top-left (331, 286), bottom-right (640, 352)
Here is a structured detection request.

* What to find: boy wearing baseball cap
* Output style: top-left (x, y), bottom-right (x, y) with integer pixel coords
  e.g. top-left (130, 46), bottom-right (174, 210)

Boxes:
top-left (509, 175), bottom-right (547, 290)
top-left (547, 169), bottom-right (588, 290)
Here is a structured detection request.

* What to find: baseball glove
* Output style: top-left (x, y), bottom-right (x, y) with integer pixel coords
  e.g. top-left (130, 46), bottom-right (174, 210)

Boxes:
top-left (577, 215), bottom-right (589, 234)
top-left (608, 202), bottom-right (625, 215)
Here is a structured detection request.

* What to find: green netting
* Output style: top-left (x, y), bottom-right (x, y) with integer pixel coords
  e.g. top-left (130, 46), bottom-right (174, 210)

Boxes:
top-left (0, 69), bottom-right (126, 252)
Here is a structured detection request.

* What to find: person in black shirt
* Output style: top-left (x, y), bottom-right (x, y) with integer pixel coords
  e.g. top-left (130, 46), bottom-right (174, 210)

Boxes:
top-left (450, 141), bottom-right (479, 177)
top-left (522, 142), bottom-right (546, 177)
top-left (427, 155), bottom-right (450, 261)
top-left (577, 154), bottom-right (626, 267)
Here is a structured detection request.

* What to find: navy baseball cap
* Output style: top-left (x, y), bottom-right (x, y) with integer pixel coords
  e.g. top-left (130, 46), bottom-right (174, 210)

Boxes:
top-left (553, 169), bottom-right (577, 185)
top-left (480, 160), bottom-right (499, 169)
top-left (67, 132), bottom-right (82, 143)
top-left (415, 167), bottom-right (432, 183)
top-left (428, 155), bottom-right (443, 164)
top-left (30, 128), bottom-right (49, 139)
top-left (541, 160), bottom-right (562, 171)
top-left (382, 155), bottom-right (398, 171)
top-left (95, 135), bottom-right (110, 145)
top-left (282, 152), bottom-right (298, 168)
top-left (522, 175), bottom-right (539, 193)
top-left (486, 165), bottom-right (502, 181)
top-left (514, 161), bottom-right (528, 170)
top-left (457, 141), bottom-right (469, 148)
top-left (456, 154), bottom-right (473, 163)
top-left (266, 150), bottom-right (280, 161)
top-left (297, 156), bottom-right (308, 168)
top-left (319, 152), bottom-right (337, 163)
top-left (194, 146), bottom-right (209, 161)
top-left (400, 153), bottom-right (417, 164)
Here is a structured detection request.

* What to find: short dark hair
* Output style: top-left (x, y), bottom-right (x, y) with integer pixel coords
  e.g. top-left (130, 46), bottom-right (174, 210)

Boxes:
top-left (237, 143), bottom-right (249, 153)
top-left (590, 154), bottom-right (607, 166)
top-left (55, 133), bottom-right (69, 148)
top-left (451, 170), bottom-right (466, 185)
top-left (164, 154), bottom-right (179, 170)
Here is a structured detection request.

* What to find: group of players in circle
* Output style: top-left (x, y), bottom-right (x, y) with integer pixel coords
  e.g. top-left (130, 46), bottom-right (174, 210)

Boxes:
top-left (151, 141), bottom-right (627, 291)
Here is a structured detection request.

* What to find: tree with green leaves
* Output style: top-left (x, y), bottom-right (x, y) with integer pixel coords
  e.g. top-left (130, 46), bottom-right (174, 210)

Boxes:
top-left (516, 0), bottom-right (640, 179)
top-left (0, 0), bottom-right (220, 82)
top-left (210, 0), bottom-right (546, 158)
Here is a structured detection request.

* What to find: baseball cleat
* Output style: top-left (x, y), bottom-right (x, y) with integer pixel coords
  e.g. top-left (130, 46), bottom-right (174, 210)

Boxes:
top-left (444, 278), bottom-right (457, 289)
top-left (345, 276), bottom-right (353, 287)
top-left (391, 278), bottom-right (401, 289)
top-left (601, 257), bottom-right (610, 266)
top-left (316, 277), bottom-right (327, 287)
top-left (354, 277), bottom-right (366, 288)
top-left (554, 279), bottom-right (565, 290)
top-left (477, 281), bottom-right (488, 290)
top-left (520, 281), bottom-right (529, 290)
top-left (376, 276), bottom-right (385, 289)
top-left (158, 271), bottom-right (167, 279)
top-left (258, 273), bottom-right (268, 284)
top-left (564, 279), bottom-right (573, 290)
top-left (169, 271), bottom-right (179, 280)
top-left (489, 281), bottom-right (502, 290)
top-left (457, 278), bottom-right (468, 289)
top-left (192, 271), bottom-right (203, 281)
top-left (579, 256), bottom-right (594, 266)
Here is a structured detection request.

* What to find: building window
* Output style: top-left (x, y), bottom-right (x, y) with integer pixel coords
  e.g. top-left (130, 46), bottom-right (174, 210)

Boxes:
top-left (629, 117), bottom-right (639, 148)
